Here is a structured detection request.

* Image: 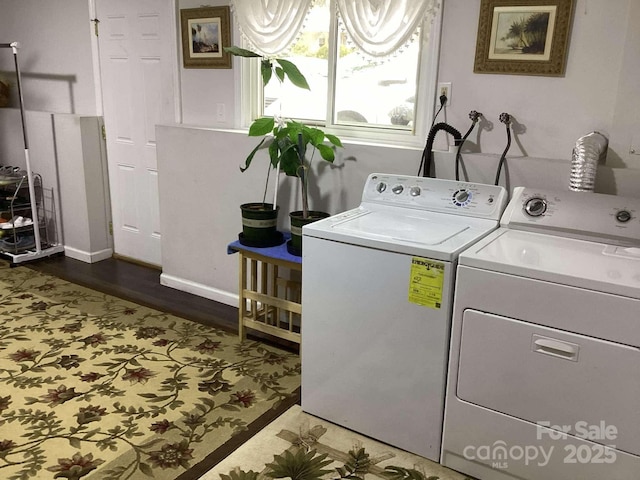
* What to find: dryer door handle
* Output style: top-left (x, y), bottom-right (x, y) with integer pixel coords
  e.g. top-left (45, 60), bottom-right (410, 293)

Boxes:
top-left (532, 335), bottom-right (580, 361)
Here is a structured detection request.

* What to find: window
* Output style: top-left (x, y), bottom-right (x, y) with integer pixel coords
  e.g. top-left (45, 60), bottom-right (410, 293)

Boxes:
top-left (242, 1), bottom-right (442, 146)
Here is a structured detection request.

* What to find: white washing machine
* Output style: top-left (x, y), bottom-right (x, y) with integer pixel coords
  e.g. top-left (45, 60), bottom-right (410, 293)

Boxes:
top-left (301, 173), bottom-right (508, 461)
top-left (441, 186), bottom-right (640, 479)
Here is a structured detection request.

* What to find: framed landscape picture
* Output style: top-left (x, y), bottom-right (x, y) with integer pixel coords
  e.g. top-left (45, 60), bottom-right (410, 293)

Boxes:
top-left (474, 0), bottom-right (574, 76)
top-left (180, 6), bottom-right (232, 69)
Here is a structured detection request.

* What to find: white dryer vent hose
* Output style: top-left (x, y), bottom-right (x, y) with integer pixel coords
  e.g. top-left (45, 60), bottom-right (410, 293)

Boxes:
top-left (569, 131), bottom-right (608, 192)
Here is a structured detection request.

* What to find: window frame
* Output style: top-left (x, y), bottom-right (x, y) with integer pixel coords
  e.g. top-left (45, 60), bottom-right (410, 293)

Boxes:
top-left (239, 4), bottom-right (443, 149)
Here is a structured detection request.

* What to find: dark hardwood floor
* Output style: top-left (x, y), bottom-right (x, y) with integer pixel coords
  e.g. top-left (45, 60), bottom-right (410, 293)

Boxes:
top-left (20, 255), bottom-right (239, 332)
top-left (17, 254), bottom-right (298, 352)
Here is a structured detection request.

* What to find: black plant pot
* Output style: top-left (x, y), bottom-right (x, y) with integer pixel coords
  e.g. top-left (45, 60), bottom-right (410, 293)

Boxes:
top-left (287, 210), bottom-right (330, 256)
top-left (239, 203), bottom-right (284, 247)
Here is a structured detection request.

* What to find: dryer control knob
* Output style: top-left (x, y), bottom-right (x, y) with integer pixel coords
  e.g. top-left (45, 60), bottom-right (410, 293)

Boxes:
top-left (616, 210), bottom-right (632, 223)
top-left (409, 186), bottom-right (421, 197)
top-left (392, 184), bottom-right (404, 194)
top-left (524, 197), bottom-right (547, 217)
top-left (376, 182), bottom-right (387, 193)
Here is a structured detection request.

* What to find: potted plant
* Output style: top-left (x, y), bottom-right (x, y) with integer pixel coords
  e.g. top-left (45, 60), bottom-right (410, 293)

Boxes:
top-left (226, 46), bottom-right (343, 254)
top-left (237, 169), bottom-right (282, 248)
top-left (227, 46), bottom-right (309, 247)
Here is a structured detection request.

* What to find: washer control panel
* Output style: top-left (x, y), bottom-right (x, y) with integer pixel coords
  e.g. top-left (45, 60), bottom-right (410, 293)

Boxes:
top-left (502, 186), bottom-right (640, 245)
top-left (362, 173), bottom-right (508, 220)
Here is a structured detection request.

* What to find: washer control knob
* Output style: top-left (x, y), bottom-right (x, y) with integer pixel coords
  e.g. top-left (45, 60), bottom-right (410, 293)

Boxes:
top-left (376, 182), bottom-right (387, 193)
top-left (616, 210), bottom-right (632, 223)
top-left (392, 184), bottom-right (404, 194)
top-left (409, 186), bottom-right (421, 197)
top-left (452, 189), bottom-right (473, 206)
top-left (455, 190), bottom-right (470, 203)
top-left (524, 197), bottom-right (547, 217)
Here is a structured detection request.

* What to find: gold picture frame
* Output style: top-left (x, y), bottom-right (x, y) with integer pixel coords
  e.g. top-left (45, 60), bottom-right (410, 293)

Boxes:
top-left (180, 6), bottom-right (232, 69)
top-left (474, 0), bottom-right (574, 76)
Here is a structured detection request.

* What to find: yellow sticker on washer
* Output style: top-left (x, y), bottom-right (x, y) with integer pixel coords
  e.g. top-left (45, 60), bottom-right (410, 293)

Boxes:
top-left (408, 257), bottom-right (445, 309)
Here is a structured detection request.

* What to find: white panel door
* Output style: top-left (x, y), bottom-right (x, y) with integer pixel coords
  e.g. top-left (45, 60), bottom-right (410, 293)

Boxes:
top-left (96, 0), bottom-right (176, 266)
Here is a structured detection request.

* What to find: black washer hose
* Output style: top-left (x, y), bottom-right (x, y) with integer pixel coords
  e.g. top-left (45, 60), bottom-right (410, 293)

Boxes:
top-left (494, 113), bottom-right (512, 186)
top-left (455, 110), bottom-right (483, 181)
top-left (419, 123), bottom-right (462, 177)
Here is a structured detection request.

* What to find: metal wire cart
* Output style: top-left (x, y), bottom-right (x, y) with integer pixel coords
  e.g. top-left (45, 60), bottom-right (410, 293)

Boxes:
top-left (0, 42), bottom-right (64, 265)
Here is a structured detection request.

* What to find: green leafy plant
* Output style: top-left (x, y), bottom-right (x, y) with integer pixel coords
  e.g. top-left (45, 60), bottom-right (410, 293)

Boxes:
top-left (382, 466), bottom-right (439, 480)
top-left (219, 445), bottom-right (473, 480)
top-left (220, 468), bottom-right (260, 480)
top-left (265, 448), bottom-right (333, 480)
top-left (335, 446), bottom-right (371, 479)
top-left (224, 46), bottom-right (343, 218)
top-left (225, 46), bottom-right (310, 91)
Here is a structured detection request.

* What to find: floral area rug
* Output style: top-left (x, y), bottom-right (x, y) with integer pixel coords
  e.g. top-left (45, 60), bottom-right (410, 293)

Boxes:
top-left (200, 405), bottom-right (474, 480)
top-left (0, 261), bottom-right (300, 480)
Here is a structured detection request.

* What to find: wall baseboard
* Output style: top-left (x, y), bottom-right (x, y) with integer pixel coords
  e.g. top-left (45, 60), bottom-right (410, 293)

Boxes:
top-left (160, 273), bottom-right (238, 307)
top-left (64, 246), bottom-right (113, 263)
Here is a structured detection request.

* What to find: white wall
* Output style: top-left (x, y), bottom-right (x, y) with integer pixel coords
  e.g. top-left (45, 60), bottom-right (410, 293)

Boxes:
top-left (609, 0), bottom-right (640, 168)
top-left (157, 0), bottom-right (640, 304)
top-left (0, 109), bottom-right (111, 260)
top-left (432, 151), bottom-right (640, 198)
top-left (1, 0), bottom-right (638, 161)
top-left (436, 0), bottom-right (636, 167)
top-left (1, 0), bottom-right (639, 296)
top-left (0, 0), bottom-right (97, 115)
top-left (0, 0), bottom-right (110, 260)
top-left (55, 115), bottom-right (113, 262)
top-left (157, 123), bottom-right (640, 307)
top-left (174, 0), bottom-right (640, 170)
top-left (156, 125), bottom-right (421, 305)
top-left (177, 0), bottom-right (238, 126)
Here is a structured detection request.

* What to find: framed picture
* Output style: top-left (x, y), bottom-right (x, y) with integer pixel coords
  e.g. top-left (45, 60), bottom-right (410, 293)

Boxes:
top-left (474, 0), bottom-right (574, 76)
top-left (180, 6), bottom-right (232, 69)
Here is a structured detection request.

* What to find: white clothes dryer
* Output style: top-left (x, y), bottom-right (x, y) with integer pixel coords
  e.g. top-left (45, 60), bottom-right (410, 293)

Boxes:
top-left (441, 187), bottom-right (640, 479)
top-left (301, 173), bottom-right (508, 461)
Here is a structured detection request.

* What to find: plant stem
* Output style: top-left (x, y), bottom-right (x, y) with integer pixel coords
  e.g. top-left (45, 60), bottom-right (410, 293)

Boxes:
top-left (263, 160), bottom-right (271, 206)
top-left (297, 133), bottom-right (309, 218)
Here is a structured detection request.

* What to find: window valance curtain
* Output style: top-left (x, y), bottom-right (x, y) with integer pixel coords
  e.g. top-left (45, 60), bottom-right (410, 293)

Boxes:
top-left (231, 0), bottom-right (440, 58)
top-left (336, 0), bottom-right (441, 58)
top-left (230, 0), bottom-right (313, 55)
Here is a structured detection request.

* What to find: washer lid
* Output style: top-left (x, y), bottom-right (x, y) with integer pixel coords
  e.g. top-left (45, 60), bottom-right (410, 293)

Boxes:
top-left (460, 228), bottom-right (640, 299)
top-left (303, 205), bottom-right (501, 261)
top-left (334, 210), bottom-right (467, 244)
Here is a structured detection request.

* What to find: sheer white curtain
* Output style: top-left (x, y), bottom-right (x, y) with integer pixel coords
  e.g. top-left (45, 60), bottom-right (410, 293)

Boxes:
top-left (231, 0), bottom-right (440, 57)
top-left (336, 0), bottom-right (440, 57)
top-left (231, 0), bottom-right (313, 55)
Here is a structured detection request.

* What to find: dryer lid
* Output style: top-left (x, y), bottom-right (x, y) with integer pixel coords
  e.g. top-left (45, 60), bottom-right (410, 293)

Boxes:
top-left (460, 228), bottom-right (640, 299)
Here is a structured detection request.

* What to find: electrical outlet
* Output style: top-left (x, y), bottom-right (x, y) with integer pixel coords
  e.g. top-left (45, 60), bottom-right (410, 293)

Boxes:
top-left (437, 82), bottom-right (452, 106)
